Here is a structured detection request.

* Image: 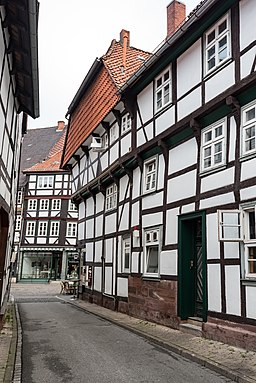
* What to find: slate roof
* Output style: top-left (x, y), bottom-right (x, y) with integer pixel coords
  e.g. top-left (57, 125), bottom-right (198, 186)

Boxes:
top-left (62, 31), bottom-right (150, 166)
top-left (19, 125), bottom-right (66, 186)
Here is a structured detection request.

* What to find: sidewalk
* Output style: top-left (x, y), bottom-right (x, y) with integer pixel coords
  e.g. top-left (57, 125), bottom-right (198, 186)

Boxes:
top-left (60, 295), bottom-right (256, 383)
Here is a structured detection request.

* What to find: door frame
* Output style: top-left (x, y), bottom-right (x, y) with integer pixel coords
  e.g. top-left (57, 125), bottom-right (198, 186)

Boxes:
top-left (178, 211), bottom-right (207, 322)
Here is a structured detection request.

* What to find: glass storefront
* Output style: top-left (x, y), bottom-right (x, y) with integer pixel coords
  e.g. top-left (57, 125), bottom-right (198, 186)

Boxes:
top-left (20, 252), bottom-right (62, 281)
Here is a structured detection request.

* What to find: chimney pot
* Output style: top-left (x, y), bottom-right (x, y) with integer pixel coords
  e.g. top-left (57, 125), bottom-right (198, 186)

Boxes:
top-left (167, 0), bottom-right (186, 38)
top-left (57, 120), bottom-right (65, 131)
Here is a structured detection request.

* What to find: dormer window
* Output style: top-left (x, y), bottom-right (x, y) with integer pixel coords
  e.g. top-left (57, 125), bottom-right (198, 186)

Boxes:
top-left (155, 67), bottom-right (171, 112)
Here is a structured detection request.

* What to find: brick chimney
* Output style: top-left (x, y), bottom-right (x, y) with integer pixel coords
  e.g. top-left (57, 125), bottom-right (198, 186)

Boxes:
top-left (167, 0), bottom-right (186, 38)
top-left (56, 120), bottom-right (65, 131)
top-left (120, 29), bottom-right (130, 69)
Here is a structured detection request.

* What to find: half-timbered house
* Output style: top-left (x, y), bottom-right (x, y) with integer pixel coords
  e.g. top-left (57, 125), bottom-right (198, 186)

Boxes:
top-left (62, 0), bottom-right (256, 350)
top-left (16, 122), bottom-right (78, 282)
top-left (0, 0), bottom-right (39, 327)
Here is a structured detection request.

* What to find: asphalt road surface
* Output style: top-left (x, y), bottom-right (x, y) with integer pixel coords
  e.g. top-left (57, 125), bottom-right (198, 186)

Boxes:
top-left (17, 298), bottom-right (236, 383)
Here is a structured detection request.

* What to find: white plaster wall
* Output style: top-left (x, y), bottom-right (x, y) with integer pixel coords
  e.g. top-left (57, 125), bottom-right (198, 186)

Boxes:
top-left (1, 58), bottom-right (10, 109)
top-left (131, 201), bottom-right (139, 227)
top-left (224, 242), bottom-right (240, 259)
top-left (37, 238), bottom-right (46, 244)
top-left (246, 286), bottom-right (256, 319)
top-left (94, 240), bottom-right (102, 263)
top-left (160, 250), bottom-right (177, 275)
top-left (117, 277), bottom-right (128, 297)
top-left (169, 139), bottom-right (197, 174)
top-left (241, 157), bottom-right (256, 181)
top-left (177, 87), bottom-right (202, 121)
top-left (137, 83), bottom-right (154, 125)
top-left (142, 212), bottom-right (163, 228)
top-left (228, 117), bottom-right (236, 162)
top-left (132, 167), bottom-right (141, 199)
top-left (117, 236), bottom-right (122, 274)
top-left (110, 143), bottom-right (118, 164)
top-left (201, 168), bottom-right (234, 193)
top-left (155, 106), bottom-right (175, 136)
top-left (177, 39), bottom-right (201, 98)
top-left (131, 252), bottom-right (140, 273)
top-left (157, 154), bottom-right (165, 190)
top-left (86, 218), bottom-right (94, 239)
top-left (118, 203), bottom-right (129, 231)
top-left (165, 208), bottom-right (179, 244)
top-left (94, 267), bottom-right (102, 292)
top-left (240, 185), bottom-right (256, 201)
top-left (207, 264), bottom-right (221, 312)
top-left (142, 191), bottom-right (163, 210)
top-left (30, 175), bottom-right (36, 182)
top-left (240, 0), bottom-right (256, 51)
top-left (240, 46), bottom-right (256, 80)
top-left (119, 175), bottom-right (129, 202)
top-left (144, 122), bottom-right (154, 141)
top-left (206, 213), bottom-right (220, 260)
top-left (95, 215), bottom-right (103, 237)
top-left (205, 62), bottom-right (235, 102)
top-left (72, 164), bottom-right (79, 180)
top-left (167, 170), bottom-right (197, 203)
top-left (200, 192), bottom-right (235, 209)
top-left (78, 222), bottom-right (84, 240)
top-left (104, 267), bottom-right (112, 295)
top-left (96, 193), bottom-right (104, 214)
top-left (101, 152), bottom-right (108, 172)
top-left (181, 203), bottom-right (195, 214)
top-left (121, 133), bottom-right (131, 156)
top-left (137, 127), bottom-right (146, 147)
top-left (88, 165), bottom-right (94, 183)
top-left (86, 242), bottom-right (93, 262)
top-left (105, 238), bottom-right (113, 263)
top-left (105, 213), bottom-right (117, 234)
top-left (86, 197), bottom-right (94, 217)
top-left (225, 266), bottom-right (241, 316)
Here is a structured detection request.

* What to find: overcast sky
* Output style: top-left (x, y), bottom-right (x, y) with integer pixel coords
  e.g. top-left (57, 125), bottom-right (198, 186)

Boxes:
top-left (29, 0), bottom-right (200, 129)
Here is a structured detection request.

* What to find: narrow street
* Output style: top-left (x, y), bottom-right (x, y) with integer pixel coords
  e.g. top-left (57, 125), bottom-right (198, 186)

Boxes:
top-left (11, 284), bottom-right (235, 383)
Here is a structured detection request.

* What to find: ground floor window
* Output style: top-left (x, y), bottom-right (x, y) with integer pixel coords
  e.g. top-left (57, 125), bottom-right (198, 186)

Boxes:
top-left (143, 227), bottom-right (161, 277)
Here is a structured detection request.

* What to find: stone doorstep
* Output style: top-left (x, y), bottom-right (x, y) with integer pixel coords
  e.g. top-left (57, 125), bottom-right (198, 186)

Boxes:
top-left (179, 317), bottom-right (203, 337)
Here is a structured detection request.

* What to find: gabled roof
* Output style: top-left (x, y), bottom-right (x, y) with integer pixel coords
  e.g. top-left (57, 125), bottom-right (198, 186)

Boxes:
top-left (62, 30), bottom-right (150, 167)
top-left (19, 125), bottom-right (66, 186)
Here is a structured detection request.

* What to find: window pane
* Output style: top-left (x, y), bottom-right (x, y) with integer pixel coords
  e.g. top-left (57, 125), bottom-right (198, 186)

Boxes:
top-left (163, 84), bottom-right (170, 105)
top-left (222, 212), bottom-right (240, 225)
top-left (164, 71), bottom-right (169, 81)
top-left (156, 91), bottom-right (162, 109)
top-left (222, 226), bottom-right (241, 239)
top-left (156, 78), bottom-right (162, 88)
top-left (207, 30), bottom-right (215, 45)
top-left (215, 125), bottom-right (223, 137)
top-left (249, 211), bottom-right (256, 240)
top-left (204, 131), bottom-right (212, 143)
top-left (245, 108), bottom-right (255, 122)
top-left (218, 36), bottom-right (227, 62)
top-left (248, 247), bottom-right (256, 273)
top-left (146, 246), bottom-right (158, 273)
top-left (207, 46), bottom-right (215, 70)
top-left (218, 20), bottom-right (227, 35)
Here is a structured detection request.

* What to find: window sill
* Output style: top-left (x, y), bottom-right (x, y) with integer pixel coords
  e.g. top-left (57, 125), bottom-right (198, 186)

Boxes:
top-left (199, 164), bottom-right (227, 177)
top-left (142, 275), bottom-right (160, 281)
top-left (241, 278), bottom-right (256, 286)
top-left (154, 102), bottom-right (173, 118)
top-left (203, 58), bottom-right (232, 81)
top-left (240, 152), bottom-right (256, 163)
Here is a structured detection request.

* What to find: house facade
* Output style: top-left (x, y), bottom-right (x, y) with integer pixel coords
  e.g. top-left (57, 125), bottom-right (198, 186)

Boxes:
top-left (0, 0), bottom-right (39, 327)
top-left (15, 122), bottom-right (78, 282)
top-left (62, 0), bottom-right (256, 350)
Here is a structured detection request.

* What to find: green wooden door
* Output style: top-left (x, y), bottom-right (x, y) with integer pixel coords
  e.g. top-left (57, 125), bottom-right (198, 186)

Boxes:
top-left (178, 212), bottom-right (207, 321)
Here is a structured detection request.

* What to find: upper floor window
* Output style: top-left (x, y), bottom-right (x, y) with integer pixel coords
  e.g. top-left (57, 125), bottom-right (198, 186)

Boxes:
top-left (110, 124), bottom-right (118, 144)
top-left (17, 191), bottom-right (22, 204)
top-left (38, 176), bottom-right (54, 189)
top-left (143, 156), bottom-right (157, 194)
top-left (102, 132), bottom-right (108, 149)
top-left (201, 118), bottom-right (226, 173)
top-left (241, 101), bottom-right (256, 157)
top-left (68, 200), bottom-right (77, 211)
top-left (15, 215), bottom-right (22, 231)
top-left (28, 199), bottom-right (37, 210)
top-left (106, 184), bottom-right (117, 211)
top-left (40, 199), bottom-right (49, 210)
top-left (52, 199), bottom-right (61, 210)
top-left (26, 221), bottom-right (35, 236)
top-left (144, 227), bottom-right (161, 277)
top-left (50, 221), bottom-right (60, 236)
top-left (67, 222), bottom-right (77, 237)
top-left (121, 114), bottom-right (131, 134)
top-left (38, 221), bottom-right (48, 236)
top-left (205, 14), bottom-right (230, 75)
top-left (155, 67), bottom-right (171, 112)
top-left (122, 237), bottom-right (131, 273)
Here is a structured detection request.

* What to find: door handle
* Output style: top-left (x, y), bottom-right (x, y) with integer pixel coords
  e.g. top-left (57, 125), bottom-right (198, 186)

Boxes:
top-left (190, 260), bottom-right (194, 269)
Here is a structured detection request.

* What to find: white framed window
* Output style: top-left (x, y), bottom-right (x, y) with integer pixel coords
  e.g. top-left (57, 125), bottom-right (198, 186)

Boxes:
top-left (68, 200), bottom-right (77, 211)
top-left (50, 221), bottom-right (60, 236)
top-left (38, 176), bottom-right (54, 189)
top-left (38, 221), bottom-right (48, 236)
top-left (26, 221), bottom-right (35, 236)
top-left (28, 199), bottom-right (37, 210)
top-left (102, 132), bottom-right (108, 149)
top-left (155, 66), bottom-right (171, 112)
top-left (242, 205), bottom-right (256, 278)
top-left (122, 237), bottom-right (131, 273)
top-left (40, 199), bottom-right (49, 210)
top-left (15, 215), bottom-right (22, 230)
top-left (143, 156), bottom-right (157, 194)
top-left (110, 124), bottom-right (118, 144)
top-left (218, 210), bottom-right (243, 241)
top-left (241, 100), bottom-right (256, 157)
top-left (17, 191), bottom-right (22, 204)
top-left (121, 114), bottom-right (131, 134)
top-left (144, 227), bottom-right (161, 277)
top-left (201, 118), bottom-right (226, 172)
top-left (67, 222), bottom-right (77, 237)
top-left (106, 184), bottom-right (117, 211)
top-left (52, 199), bottom-right (61, 210)
top-left (204, 13), bottom-right (230, 75)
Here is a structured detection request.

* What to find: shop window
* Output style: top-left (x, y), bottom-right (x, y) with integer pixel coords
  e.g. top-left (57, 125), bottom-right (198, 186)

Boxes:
top-left (106, 184), bottom-right (117, 211)
top-left (28, 199), bottom-right (37, 210)
top-left (26, 221), bottom-right (35, 236)
top-left (143, 156), bottom-right (157, 194)
top-left (40, 199), bottom-right (49, 210)
top-left (122, 237), bottom-right (131, 273)
top-left (204, 13), bottom-right (230, 75)
top-left (143, 227), bottom-right (161, 277)
top-left (155, 66), bottom-right (171, 113)
top-left (241, 100), bottom-right (256, 157)
top-left (201, 118), bottom-right (226, 173)
top-left (38, 221), bottom-right (48, 236)
top-left (52, 199), bottom-right (61, 210)
top-left (38, 175), bottom-right (54, 189)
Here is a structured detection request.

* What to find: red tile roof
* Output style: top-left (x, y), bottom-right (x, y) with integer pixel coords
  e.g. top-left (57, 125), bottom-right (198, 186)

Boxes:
top-left (62, 32), bottom-right (150, 166)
